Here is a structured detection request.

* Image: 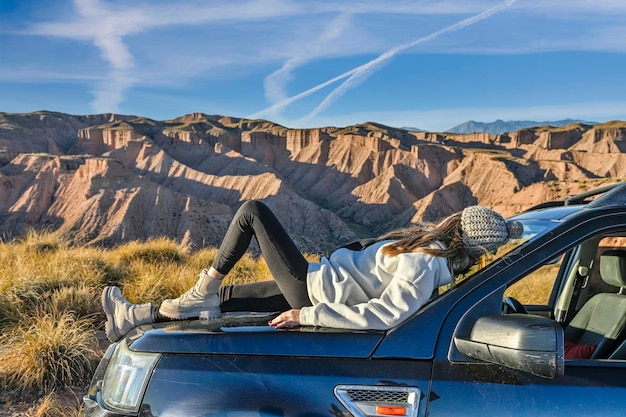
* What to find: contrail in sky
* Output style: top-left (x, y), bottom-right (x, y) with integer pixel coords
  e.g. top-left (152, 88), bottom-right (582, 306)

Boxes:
top-left (250, 0), bottom-right (517, 122)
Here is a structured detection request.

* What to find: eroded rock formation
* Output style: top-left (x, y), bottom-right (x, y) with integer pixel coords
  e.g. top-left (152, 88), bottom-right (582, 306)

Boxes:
top-left (0, 111), bottom-right (623, 252)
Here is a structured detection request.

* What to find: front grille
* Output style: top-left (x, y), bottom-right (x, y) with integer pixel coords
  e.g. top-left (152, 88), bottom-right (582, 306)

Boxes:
top-left (344, 388), bottom-right (409, 403)
top-left (334, 384), bottom-right (421, 417)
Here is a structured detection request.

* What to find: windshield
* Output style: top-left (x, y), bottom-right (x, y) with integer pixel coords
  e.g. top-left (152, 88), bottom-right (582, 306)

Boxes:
top-left (454, 216), bottom-right (563, 283)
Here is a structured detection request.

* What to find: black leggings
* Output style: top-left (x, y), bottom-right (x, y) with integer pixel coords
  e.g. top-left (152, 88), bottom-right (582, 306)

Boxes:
top-left (213, 200), bottom-right (312, 312)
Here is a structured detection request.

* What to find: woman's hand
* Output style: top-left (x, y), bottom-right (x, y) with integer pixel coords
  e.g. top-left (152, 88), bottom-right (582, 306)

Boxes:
top-left (269, 309), bottom-right (301, 329)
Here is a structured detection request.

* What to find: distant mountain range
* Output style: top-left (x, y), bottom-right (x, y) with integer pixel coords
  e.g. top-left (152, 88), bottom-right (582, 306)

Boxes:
top-left (446, 119), bottom-right (598, 134)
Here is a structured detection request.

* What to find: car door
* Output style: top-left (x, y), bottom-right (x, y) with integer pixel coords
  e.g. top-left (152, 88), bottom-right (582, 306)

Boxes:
top-left (426, 212), bottom-right (626, 417)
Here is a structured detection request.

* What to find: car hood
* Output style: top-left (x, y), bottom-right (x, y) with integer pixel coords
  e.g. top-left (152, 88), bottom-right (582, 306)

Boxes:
top-left (125, 312), bottom-right (386, 358)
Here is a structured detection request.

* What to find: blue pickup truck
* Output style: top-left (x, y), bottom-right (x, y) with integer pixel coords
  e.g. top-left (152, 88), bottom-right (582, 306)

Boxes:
top-left (84, 182), bottom-right (626, 417)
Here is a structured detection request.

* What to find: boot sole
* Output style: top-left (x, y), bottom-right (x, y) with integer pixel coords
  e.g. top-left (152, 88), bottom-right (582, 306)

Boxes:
top-left (158, 305), bottom-right (222, 320)
top-left (101, 286), bottom-right (122, 342)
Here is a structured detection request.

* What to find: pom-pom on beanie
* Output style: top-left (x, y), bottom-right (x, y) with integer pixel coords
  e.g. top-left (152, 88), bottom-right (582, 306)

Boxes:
top-left (461, 206), bottom-right (522, 256)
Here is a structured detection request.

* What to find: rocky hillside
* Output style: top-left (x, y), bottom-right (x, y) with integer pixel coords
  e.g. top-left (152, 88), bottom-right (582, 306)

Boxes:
top-left (1, 111), bottom-right (624, 253)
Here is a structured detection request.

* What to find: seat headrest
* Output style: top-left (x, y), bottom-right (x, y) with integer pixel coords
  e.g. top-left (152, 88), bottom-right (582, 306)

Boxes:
top-left (600, 249), bottom-right (626, 288)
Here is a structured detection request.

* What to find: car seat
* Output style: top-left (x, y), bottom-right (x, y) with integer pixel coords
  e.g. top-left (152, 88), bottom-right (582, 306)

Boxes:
top-left (564, 249), bottom-right (626, 359)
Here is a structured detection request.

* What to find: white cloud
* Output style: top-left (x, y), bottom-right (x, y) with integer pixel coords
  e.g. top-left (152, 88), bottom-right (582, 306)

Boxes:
top-left (520, 0), bottom-right (626, 15)
top-left (0, 68), bottom-right (103, 82)
top-left (256, 0), bottom-right (518, 121)
top-left (263, 12), bottom-right (353, 104)
top-left (6, 0), bottom-right (625, 118)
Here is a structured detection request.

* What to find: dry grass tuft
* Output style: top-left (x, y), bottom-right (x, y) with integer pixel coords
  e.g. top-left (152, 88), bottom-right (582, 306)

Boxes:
top-left (0, 241), bottom-right (112, 295)
top-left (112, 237), bottom-right (189, 265)
top-left (186, 247), bottom-right (219, 272)
top-left (121, 261), bottom-right (195, 304)
top-left (20, 228), bottom-right (68, 255)
top-left (32, 392), bottom-right (62, 417)
top-left (49, 284), bottom-right (104, 323)
top-left (30, 391), bottom-right (84, 417)
top-left (0, 310), bottom-right (99, 398)
top-left (0, 291), bottom-right (23, 330)
top-left (222, 252), bottom-right (264, 286)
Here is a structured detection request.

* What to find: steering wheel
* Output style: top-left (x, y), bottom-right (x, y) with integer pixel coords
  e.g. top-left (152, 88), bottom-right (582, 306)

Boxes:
top-left (502, 296), bottom-right (528, 314)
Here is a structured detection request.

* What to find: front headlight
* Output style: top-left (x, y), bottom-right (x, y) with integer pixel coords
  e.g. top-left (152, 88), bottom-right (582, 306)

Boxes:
top-left (101, 339), bottom-right (160, 413)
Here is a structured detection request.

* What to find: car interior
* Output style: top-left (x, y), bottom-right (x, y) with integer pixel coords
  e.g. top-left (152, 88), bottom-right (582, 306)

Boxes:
top-left (503, 230), bottom-right (626, 361)
top-left (563, 248), bottom-right (626, 359)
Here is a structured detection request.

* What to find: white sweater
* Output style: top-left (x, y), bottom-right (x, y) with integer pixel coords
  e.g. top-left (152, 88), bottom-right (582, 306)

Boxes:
top-left (299, 240), bottom-right (452, 330)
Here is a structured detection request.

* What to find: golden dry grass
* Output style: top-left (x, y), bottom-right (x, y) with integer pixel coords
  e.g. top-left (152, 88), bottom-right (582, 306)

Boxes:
top-left (0, 309), bottom-right (98, 396)
top-left (29, 391), bottom-right (84, 417)
top-left (0, 231), bottom-right (297, 410)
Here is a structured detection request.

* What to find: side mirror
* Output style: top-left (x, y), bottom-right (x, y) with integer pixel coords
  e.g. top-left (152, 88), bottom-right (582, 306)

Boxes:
top-left (454, 314), bottom-right (564, 379)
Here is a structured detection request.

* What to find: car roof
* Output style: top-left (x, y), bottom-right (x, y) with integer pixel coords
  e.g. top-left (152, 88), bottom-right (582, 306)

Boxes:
top-left (512, 205), bottom-right (584, 222)
top-left (515, 181), bottom-right (626, 222)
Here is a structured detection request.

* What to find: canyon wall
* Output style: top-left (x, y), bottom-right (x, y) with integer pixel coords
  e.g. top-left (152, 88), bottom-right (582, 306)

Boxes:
top-left (0, 111), bottom-right (624, 252)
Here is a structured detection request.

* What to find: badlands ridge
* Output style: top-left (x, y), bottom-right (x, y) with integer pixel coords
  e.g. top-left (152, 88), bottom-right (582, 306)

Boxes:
top-left (0, 111), bottom-right (624, 252)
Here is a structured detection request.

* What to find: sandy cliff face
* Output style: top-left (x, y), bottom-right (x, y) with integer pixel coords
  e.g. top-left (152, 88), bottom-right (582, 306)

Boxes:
top-left (0, 111), bottom-right (623, 251)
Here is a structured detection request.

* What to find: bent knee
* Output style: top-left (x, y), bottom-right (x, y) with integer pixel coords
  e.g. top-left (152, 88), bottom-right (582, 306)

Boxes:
top-left (237, 200), bottom-right (269, 216)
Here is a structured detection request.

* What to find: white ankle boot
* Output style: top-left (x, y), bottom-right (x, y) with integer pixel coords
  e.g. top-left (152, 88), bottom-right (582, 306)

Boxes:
top-left (158, 269), bottom-right (222, 320)
top-left (102, 286), bottom-right (155, 342)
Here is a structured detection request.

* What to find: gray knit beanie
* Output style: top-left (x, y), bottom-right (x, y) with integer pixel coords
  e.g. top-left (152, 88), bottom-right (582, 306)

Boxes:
top-left (461, 206), bottom-right (522, 256)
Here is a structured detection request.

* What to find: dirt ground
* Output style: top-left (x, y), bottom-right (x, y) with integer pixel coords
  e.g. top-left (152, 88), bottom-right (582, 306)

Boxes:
top-left (0, 389), bottom-right (85, 417)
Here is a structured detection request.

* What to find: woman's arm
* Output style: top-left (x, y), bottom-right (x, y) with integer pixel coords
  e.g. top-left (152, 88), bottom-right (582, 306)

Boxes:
top-left (269, 309), bottom-right (301, 328)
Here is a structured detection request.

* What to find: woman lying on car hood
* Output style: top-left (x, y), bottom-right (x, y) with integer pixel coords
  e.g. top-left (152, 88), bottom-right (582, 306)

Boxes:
top-left (102, 200), bottom-right (520, 342)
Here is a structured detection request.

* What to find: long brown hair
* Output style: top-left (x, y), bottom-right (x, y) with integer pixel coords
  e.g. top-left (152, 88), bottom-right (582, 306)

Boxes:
top-left (380, 213), bottom-right (476, 274)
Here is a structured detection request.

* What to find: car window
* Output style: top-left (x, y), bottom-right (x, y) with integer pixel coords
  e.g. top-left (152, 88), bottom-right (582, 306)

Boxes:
top-left (503, 232), bottom-right (626, 309)
top-left (504, 254), bottom-right (565, 306)
top-left (441, 232), bottom-right (531, 294)
top-left (453, 218), bottom-right (557, 285)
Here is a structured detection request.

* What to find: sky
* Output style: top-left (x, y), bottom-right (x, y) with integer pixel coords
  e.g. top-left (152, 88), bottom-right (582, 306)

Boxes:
top-left (0, 0), bottom-right (625, 132)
